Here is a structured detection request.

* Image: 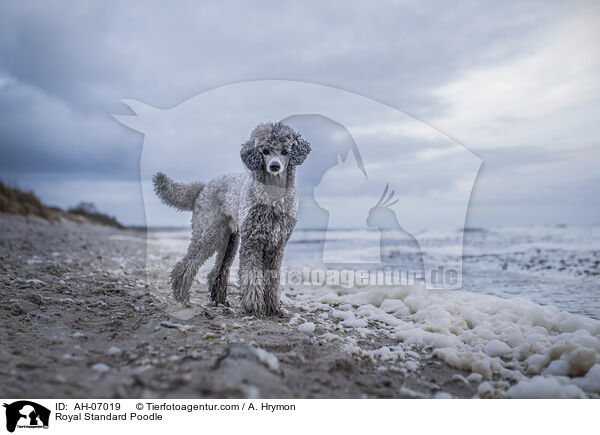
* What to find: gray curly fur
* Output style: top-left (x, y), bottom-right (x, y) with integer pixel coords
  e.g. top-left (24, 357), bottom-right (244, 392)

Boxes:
top-left (153, 122), bottom-right (311, 315)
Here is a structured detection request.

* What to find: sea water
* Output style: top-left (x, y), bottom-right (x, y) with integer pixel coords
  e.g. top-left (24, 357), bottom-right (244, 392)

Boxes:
top-left (284, 225), bottom-right (600, 320)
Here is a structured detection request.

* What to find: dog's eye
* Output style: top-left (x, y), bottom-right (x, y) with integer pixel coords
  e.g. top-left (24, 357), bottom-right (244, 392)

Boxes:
top-left (262, 149), bottom-right (270, 155)
top-left (281, 150), bottom-right (288, 156)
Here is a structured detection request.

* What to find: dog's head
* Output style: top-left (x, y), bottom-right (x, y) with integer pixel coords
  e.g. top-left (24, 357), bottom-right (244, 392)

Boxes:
top-left (241, 122), bottom-right (311, 176)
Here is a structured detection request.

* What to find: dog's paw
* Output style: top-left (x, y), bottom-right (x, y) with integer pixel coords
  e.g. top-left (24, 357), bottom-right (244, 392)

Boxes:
top-left (173, 294), bottom-right (190, 305)
top-left (242, 302), bottom-right (265, 317)
top-left (212, 299), bottom-right (230, 308)
top-left (210, 288), bottom-right (229, 306)
top-left (172, 286), bottom-right (190, 304)
top-left (265, 306), bottom-right (288, 318)
top-left (241, 291), bottom-right (265, 316)
top-left (274, 307), bottom-right (290, 319)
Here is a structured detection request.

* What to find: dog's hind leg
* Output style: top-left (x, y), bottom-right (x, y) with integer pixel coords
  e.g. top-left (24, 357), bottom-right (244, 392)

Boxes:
top-left (170, 231), bottom-right (217, 303)
top-left (207, 229), bottom-right (240, 306)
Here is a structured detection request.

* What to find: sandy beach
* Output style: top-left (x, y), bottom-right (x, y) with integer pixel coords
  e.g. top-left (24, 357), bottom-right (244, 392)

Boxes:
top-left (0, 213), bottom-right (481, 398)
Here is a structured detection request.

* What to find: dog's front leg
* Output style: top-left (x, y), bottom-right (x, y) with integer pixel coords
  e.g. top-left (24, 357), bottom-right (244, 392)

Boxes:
top-left (263, 247), bottom-right (285, 315)
top-left (239, 240), bottom-right (266, 315)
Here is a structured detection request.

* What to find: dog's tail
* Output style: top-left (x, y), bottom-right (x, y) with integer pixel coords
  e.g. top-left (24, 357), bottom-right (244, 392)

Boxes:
top-left (152, 172), bottom-right (205, 211)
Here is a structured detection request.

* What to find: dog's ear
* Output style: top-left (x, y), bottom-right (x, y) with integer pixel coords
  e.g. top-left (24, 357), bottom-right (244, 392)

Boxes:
top-left (289, 135), bottom-right (311, 166)
top-left (241, 140), bottom-right (263, 171)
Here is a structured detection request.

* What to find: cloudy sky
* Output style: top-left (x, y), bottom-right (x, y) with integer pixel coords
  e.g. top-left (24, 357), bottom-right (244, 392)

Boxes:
top-left (1, 1), bottom-right (599, 227)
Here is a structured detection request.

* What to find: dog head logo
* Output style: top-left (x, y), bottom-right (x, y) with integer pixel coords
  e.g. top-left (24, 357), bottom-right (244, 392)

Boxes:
top-left (115, 80), bottom-right (481, 289)
top-left (3, 401), bottom-right (50, 432)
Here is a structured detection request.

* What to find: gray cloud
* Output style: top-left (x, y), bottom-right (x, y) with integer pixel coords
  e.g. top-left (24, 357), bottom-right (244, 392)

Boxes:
top-left (0, 0), bottom-right (598, 225)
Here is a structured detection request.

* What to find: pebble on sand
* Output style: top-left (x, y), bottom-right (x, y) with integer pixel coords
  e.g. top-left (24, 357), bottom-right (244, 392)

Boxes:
top-left (91, 363), bottom-right (110, 373)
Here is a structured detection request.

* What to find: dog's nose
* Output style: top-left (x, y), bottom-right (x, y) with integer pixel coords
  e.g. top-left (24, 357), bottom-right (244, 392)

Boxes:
top-left (269, 162), bottom-right (281, 172)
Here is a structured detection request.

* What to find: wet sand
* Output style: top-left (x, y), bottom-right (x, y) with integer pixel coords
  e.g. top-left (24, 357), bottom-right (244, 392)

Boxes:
top-left (0, 213), bottom-right (477, 398)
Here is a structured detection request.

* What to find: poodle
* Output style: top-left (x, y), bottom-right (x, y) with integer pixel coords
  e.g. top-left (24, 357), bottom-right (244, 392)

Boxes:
top-left (153, 122), bottom-right (311, 315)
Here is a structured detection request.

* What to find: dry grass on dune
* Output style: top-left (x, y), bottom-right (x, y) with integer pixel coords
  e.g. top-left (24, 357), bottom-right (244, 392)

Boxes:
top-left (0, 180), bottom-right (123, 228)
top-left (0, 180), bottom-right (55, 220)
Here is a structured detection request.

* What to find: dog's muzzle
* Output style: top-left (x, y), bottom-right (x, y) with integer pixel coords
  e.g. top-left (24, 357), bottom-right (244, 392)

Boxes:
top-left (268, 159), bottom-right (283, 174)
